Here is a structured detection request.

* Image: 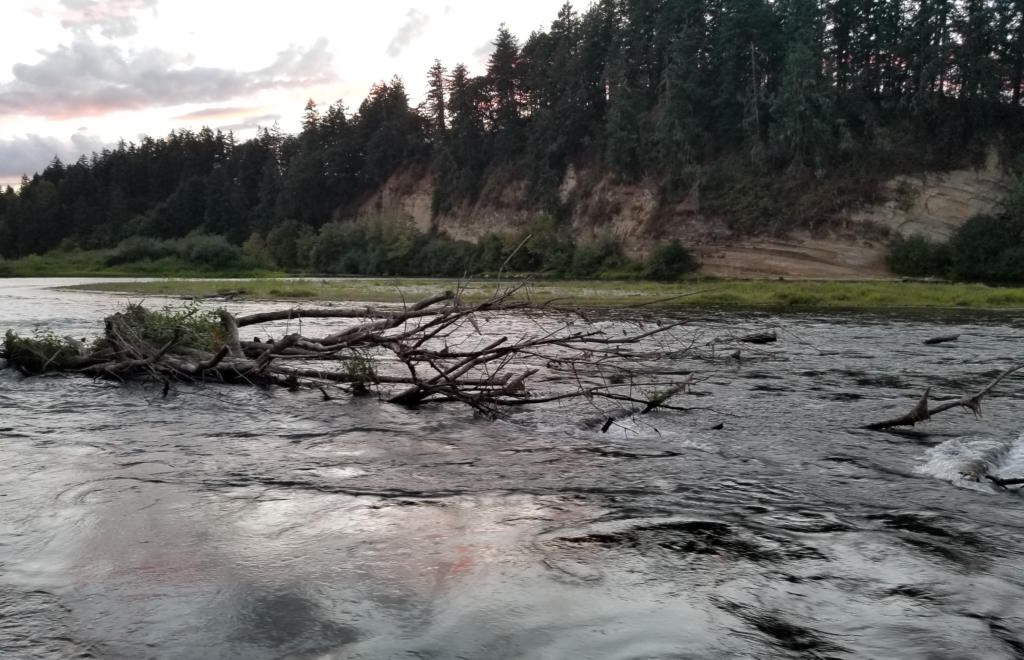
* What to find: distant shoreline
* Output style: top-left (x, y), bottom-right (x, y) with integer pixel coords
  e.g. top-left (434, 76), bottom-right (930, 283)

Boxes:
top-left (53, 277), bottom-right (1024, 312)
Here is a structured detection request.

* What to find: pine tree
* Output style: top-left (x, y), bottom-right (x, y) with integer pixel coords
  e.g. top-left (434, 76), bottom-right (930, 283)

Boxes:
top-left (443, 63), bottom-right (489, 200)
top-left (426, 59), bottom-right (447, 135)
top-left (771, 0), bottom-right (834, 168)
top-left (657, 4), bottom-right (711, 180)
top-left (487, 24), bottom-right (523, 160)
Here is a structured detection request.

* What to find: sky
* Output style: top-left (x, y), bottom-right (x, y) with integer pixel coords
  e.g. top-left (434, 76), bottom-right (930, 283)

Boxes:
top-left (0, 0), bottom-right (570, 187)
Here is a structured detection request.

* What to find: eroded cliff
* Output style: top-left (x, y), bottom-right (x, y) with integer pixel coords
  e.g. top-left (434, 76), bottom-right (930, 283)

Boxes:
top-left (359, 151), bottom-right (1014, 279)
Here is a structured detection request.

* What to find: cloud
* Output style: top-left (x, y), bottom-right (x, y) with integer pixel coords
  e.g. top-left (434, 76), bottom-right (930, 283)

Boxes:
top-left (0, 131), bottom-right (110, 181)
top-left (0, 37), bottom-right (336, 120)
top-left (472, 39), bottom-right (495, 60)
top-left (172, 107), bottom-right (281, 133)
top-left (59, 0), bottom-right (159, 39)
top-left (219, 114), bottom-right (282, 133)
top-left (174, 106), bottom-right (256, 121)
top-left (387, 9), bottom-right (430, 58)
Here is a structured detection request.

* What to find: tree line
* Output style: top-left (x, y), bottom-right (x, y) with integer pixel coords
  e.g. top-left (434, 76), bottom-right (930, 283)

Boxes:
top-left (2, 0), bottom-right (1023, 272)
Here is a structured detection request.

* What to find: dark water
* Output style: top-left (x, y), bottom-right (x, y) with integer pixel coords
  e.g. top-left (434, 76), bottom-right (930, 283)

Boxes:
top-left (1, 278), bottom-right (1023, 659)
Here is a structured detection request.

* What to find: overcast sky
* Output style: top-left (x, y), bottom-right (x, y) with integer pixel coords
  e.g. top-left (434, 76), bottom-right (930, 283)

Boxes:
top-left (0, 0), bottom-right (569, 186)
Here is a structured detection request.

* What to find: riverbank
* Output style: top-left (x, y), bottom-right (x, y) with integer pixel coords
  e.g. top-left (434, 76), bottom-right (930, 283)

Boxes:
top-left (0, 250), bottom-right (284, 278)
top-left (60, 277), bottom-right (1024, 310)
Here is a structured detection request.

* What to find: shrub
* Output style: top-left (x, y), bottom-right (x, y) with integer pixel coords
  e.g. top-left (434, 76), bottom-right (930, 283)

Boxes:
top-left (118, 302), bottom-right (223, 353)
top-left (2, 329), bottom-right (86, 373)
top-left (242, 232), bottom-right (274, 268)
top-left (307, 220), bottom-right (356, 273)
top-left (644, 239), bottom-right (698, 281)
top-left (995, 245), bottom-right (1024, 283)
top-left (500, 215), bottom-right (575, 275)
top-left (410, 236), bottom-right (476, 276)
top-left (887, 234), bottom-right (950, 277)
top-left (105, 236), bottom-right (176, 266)
top-left (265, 220), bottom-right (313, 270)
top-left (948, 214), bottom-right (1024, 283)
top-left (178, 233), bottom-right (244, 269)
top-left (571, 237), bottom-right (626, 277)
top-left (473, 233), bottom-right (507, 272)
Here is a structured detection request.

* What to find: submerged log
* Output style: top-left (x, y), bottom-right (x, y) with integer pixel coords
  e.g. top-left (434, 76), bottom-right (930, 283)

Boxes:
top-left (865, 364), bottom-right (1023, 430)
top-left (986, 476), bottom-right (1024, 488)
top-left (924, 333), bottom-right (960, 345)
top-left (740, 331), bottom-right (777, 345)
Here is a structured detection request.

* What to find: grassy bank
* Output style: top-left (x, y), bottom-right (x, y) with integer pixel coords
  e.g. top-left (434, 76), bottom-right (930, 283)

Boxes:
top-left (0, 250), bottom-right (284, 278)
top-left (59, 277), bottom-right (1024, 310)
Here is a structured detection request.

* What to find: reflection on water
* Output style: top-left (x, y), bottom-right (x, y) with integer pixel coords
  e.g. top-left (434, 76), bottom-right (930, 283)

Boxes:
top-left (1, 278), bottom-right (1024, 659)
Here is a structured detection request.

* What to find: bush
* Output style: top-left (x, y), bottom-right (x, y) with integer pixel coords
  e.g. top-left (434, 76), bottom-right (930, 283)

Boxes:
top-left (948, 213), bottom-right (1024, 283)
top-left (307, 220), bottom-right (355, 273)
top-left (242, 232), bottom-right (274, 268)
top-left (178, 234), bottom-right (244, 269)
top-left (410, 235), bottom-right (477, 276)
top-left (892, 195), bottom-right (1024, 284)
top-left (118, 302), bottom-right (223, 353)
top-left (644, 239), bottom-right (698, 281)
top-left (2, 329), bottom-right (86, 374)
top-left (105, 236), bottom-right (176, 266)
top-left (500, 215), bottom-right (575, 275)
top-left (887, 234), bottom-right (950, 277)
top-left (265, 220), bottom-right (313, 270)
top-left (571, 237), bottom-right (626, 277)
top-left (995, 245), bottom-right (1024, 282)
top-left (474, 233), bottom-right (507, 272)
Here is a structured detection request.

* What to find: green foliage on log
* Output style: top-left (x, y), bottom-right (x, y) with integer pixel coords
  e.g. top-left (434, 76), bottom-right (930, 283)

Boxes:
top-left (2, 330), bottom-right (89, 374)
top-left (117, 302), bottom-right (224, 354)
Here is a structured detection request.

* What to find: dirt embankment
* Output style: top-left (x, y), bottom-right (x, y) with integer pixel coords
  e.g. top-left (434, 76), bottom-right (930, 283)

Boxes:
top-left (359, 151), bottom-right (1013, 279)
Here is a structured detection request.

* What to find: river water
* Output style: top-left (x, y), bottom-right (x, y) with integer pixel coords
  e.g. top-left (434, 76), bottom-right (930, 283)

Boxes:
top-left (1, 278), bottom-right (1023, 659)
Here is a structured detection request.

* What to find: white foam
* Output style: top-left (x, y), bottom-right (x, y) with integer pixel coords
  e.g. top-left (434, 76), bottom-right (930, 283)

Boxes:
top-left (916, 433), bottom-right (1024, 491)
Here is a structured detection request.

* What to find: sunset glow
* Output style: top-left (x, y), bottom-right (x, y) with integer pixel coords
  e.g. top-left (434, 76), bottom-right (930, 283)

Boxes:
top-left (0, 0), bottom-right (567, 185)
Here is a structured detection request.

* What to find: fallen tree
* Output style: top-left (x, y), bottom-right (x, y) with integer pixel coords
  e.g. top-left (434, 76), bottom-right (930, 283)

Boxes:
top-left (2, 286), bottom-right (700, 418)
top-left (865, 364), bottom-right (1024, 431)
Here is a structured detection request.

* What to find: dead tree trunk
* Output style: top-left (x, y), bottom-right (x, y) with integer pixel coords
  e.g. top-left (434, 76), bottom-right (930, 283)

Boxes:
top-left (865, 364), bottom-right (1023, 430)
top-left (2, 288), bottom-right (699, 419)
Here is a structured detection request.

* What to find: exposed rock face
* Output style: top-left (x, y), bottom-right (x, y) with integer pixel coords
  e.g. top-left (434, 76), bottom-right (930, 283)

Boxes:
top-left (358, 151), bottom-right (1014, 279)
top-left (357, 168), bottom-right (434, 233)
top-left (845, 149), bottom-right (1011, 243)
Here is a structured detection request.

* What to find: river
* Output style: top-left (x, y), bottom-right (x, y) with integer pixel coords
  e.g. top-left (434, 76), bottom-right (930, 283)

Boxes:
top-left (1, 278), bottom-right (1023, 659)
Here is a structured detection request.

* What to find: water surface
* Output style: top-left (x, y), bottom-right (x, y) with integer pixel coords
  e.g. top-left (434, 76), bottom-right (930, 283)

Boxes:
top-left (1, 278), bottom-right (1023, 659)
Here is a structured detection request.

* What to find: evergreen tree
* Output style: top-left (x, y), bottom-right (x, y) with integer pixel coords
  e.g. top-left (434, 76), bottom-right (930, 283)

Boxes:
top-left (656, 2), bottom-right (712, 178)
top-left (0, 0), bottom-right (1021, 266)
top-left (486, 24), bottom-right (523, 159)
top-left (771, 0), bottom-right (834, 168)
top-left (425, 59), bottom-right (447, 136)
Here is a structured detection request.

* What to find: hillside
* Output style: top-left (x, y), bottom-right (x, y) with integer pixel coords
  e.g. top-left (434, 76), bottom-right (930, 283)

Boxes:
top-left (361, 148), bottom-right (1013, 278)
top-left (2, 0), bottom-right (1024, 280)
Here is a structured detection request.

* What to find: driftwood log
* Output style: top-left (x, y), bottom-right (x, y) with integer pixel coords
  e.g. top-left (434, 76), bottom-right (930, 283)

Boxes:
top-left (986, 476), bottom-right (1024, 489)
top-left (740, 331), bottom-right (777, 345)
top-left (924, 333), bottom-right (960, 345)
top-left (2, 286), bottom-right (701, 419)
top-left (865, 364), bottom-right (1024, 430)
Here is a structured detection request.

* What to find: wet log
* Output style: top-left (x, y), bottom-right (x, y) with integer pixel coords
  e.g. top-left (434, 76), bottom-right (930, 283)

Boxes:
top-left (740, 331), bottom-right (777, 345)
top-left (924, 334), bottom-right (959, 345)
top-left (3, 286), bottom-right (700, 420)
top-left (193, 346), bottom-right (230, 374)
top-left (217, 310), bottom-right (244, 358)
top-left (598, 379), bottom-right (695, 432)
top-left (986, 476), bottom-right (1024, 488)
top-left (866, 364), bottom-right (1023, 430)
top-left (235, 291), bottom-right (454, 327)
